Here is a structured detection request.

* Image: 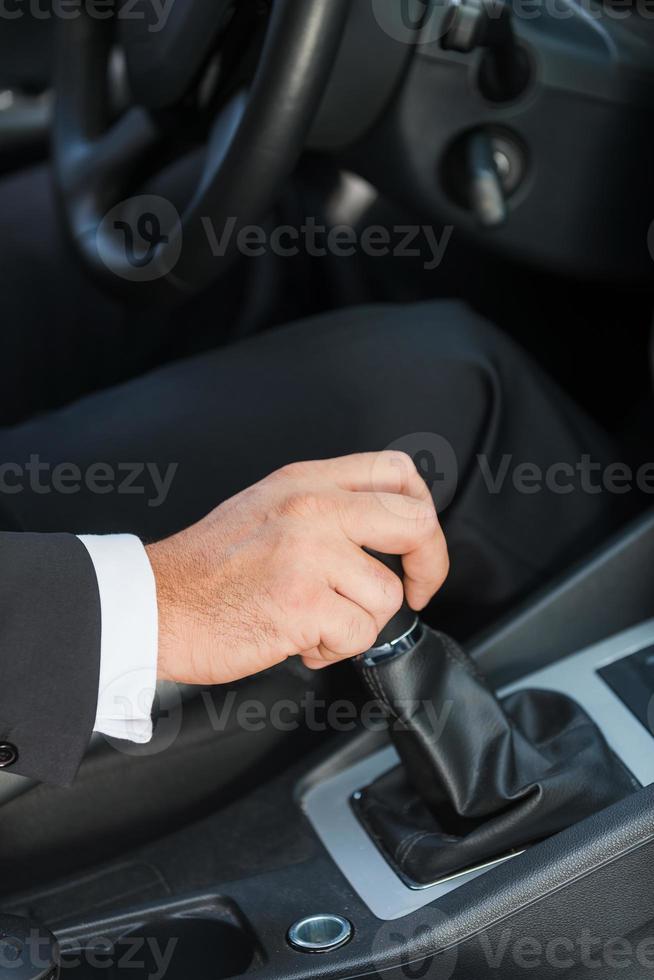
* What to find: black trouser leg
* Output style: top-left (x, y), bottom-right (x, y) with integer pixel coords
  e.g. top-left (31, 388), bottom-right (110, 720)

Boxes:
top-left (0, 300), bottom-right (624, 630)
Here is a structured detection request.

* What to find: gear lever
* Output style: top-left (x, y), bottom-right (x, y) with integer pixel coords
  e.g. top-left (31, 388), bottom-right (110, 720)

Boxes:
top-left (353, 554), bottom-right (636, 886)
top-left (357, 553), bottom-right (420, 665)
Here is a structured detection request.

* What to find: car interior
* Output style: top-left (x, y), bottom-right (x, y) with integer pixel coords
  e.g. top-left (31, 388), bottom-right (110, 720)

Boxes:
top-left (0, 1), bottom-right (653, 978)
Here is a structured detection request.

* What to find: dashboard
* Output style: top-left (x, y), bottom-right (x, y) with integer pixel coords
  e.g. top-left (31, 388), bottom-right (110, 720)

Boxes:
top-left (309, 0), bottom-right (654, 282)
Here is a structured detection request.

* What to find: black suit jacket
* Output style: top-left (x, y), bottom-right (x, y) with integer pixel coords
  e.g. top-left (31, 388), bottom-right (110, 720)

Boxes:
top-left (0, 533), bottom-right (101, 785)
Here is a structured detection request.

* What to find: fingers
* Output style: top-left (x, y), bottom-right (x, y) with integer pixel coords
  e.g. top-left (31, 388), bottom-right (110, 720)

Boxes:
top-left (300, 546), bottom-right (404, 671)
top-left (294, 451), bottom-right (433, 503)
top-left (319, 589), bottom-right (379, 658)
top-left (301, 590), bottom-right (379, 669)
top-left (336, 490), bottom-right (449, 612)
top-left (336, 489), bottom-right (437, 548)
top-left (327, 543), bottom-right (405, 633)
top-left (275, 453), bottom-right (450, 628)
top-left (403, 526), bottom-right (450, 610)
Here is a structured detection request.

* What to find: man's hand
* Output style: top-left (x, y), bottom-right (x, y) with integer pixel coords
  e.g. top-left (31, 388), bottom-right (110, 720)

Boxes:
top-left (147, 453), bottom-right (449, 685)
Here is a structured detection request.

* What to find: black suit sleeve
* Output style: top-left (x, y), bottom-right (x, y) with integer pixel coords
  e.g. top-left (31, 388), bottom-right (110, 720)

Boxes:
top-left (0, 533), bottom-right (101, 785)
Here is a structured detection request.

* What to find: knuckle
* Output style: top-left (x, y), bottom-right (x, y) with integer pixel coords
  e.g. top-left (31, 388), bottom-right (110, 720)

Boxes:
top-left (343, 613), bottom-right (377, 653)
top-left (276, 461), bottom-right (301, 479)
top-left (414, 501), bottom-right (439, 535)
top-left (369, 562), bottom-right (404, 617)
top-left (392, 449), bottom-right (416, 470)
top-left (272, 460), bottom-right (310, 485)
top-left (381, 572), bottom-right (405, 616)
top-left (277, 489), bottom-right (323, 519)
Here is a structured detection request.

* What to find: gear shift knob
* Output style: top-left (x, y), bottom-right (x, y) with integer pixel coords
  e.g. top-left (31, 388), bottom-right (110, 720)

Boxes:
top-left (358, 552), bottom-right (420, 661)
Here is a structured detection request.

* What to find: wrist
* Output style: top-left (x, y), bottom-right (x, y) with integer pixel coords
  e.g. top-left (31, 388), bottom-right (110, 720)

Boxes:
top-left (146, 539), bottom-right (179, 683)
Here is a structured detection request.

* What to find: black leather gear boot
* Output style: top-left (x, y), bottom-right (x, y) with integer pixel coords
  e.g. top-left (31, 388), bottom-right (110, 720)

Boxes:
top-left (354, 556), bottom-right (637, 886)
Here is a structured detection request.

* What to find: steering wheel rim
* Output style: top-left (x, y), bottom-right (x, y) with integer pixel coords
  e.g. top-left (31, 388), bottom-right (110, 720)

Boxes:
top-left (53, 0), bottom-right (349, 300)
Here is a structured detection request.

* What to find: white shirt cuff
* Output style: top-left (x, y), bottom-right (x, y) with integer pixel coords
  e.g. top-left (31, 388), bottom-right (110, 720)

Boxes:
top-left (78, 534), bottom-right (158, 744)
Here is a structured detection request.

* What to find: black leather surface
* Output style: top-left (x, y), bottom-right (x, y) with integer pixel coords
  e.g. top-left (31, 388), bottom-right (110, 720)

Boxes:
top-left (355, 628), bottom-right (637, 884)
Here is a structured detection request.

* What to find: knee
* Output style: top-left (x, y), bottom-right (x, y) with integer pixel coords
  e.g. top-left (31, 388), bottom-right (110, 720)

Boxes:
top-left (330, 300), bottom-right (509, 372)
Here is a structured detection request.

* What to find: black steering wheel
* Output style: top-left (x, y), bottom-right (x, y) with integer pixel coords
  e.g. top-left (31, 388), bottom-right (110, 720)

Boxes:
top-left (53, 0), bottom-right (348, 300)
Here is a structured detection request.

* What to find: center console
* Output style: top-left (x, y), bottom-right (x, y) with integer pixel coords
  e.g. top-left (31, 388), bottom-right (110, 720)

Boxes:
top-left (303, 619), bottom-right (654, 921)
top-left (3, 512), bottom-right (654, 980)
